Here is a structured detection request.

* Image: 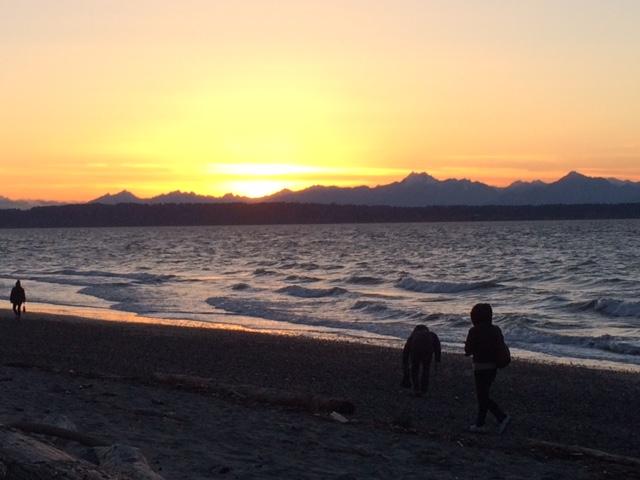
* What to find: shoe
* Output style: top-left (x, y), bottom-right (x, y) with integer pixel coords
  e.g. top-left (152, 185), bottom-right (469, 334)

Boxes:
top-left (498, 415), bottom-right (511, 434)
top-left (469, 424), bottom-right (489, 433)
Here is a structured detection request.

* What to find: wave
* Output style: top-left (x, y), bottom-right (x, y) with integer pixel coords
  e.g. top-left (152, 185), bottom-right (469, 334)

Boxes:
top-left (206, 296), bottom-right (351, 330)
top-left (79, 284), bottom-right (136, 303)
top-left (274, 261), bottom-right (342, 272)
top-left (395, 276), bottom-right (499, 294)
top-left (571, 298), bottom-right (640, 318)
top-left (345, 275), bottom-right (385, 285)
top-left (350, 300), bottom-right (461, 325)
top-left (231, 283), bottom-right (251, 291)
top-left (277, 285), bottom-right (348, 298)
top-left (206, 296), bottom-right (416, 339)
top-left (253, 268), bottom-right (279, 276)
top-left (298, 262), bottom-right (320, 271)
top-left (48, 269), bottom-right (175, 284)
top-left (504, 324), bottom-right (640, 357)
top-left (351, 300), bottom-right (389, 314)
top-left (284, 274), bottom-right (321, 283)
top-left (78, 284), bottom-right (153, 314)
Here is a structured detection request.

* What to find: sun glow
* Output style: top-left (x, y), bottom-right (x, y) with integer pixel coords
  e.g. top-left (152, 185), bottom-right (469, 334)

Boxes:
top-left (209, 163), bottom-right (410, 197)
top-left (220, 179), bottom-right (301, 198)
top-left (1, 1), bottom-right (639, 201)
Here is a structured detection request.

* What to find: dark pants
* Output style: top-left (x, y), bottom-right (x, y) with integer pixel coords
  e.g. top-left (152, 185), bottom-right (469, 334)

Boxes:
top-left (474, 369), bottom-right (506, 426)
top-left (411, 356), bottom-right (432, 394)
top-left (12, 303), bottom-right (22, 318)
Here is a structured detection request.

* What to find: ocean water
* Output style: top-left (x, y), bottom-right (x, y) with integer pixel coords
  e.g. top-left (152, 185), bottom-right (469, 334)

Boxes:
top-left (1, 220), bottom-right (639, 368)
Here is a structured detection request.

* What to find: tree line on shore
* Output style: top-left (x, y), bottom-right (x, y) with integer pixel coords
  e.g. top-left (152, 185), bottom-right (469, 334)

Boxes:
top-left (0, 202), bottom-right (639, 228)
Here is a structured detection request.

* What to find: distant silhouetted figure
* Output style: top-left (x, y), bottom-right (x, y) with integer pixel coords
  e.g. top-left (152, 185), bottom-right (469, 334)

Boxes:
top-left (465, 303), bottom-right (510, 434)
top-left (10, 280), bottom-right (26, 319)
top-left (402, 325), bottom-right (441, 397)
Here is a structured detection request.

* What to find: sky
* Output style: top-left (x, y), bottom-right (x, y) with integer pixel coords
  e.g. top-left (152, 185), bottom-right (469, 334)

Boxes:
top-left (1, 0), bottom-right (639, 201)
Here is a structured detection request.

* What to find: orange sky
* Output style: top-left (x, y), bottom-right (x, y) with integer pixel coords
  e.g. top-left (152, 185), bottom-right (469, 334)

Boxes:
top-left (1, 1), bottom-right (639, 201)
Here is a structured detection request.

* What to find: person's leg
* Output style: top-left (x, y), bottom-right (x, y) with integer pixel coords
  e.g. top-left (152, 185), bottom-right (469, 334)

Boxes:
top-left (411, 357), bottom-right (421, 394)
top-left (420, 358), bottom-right (431, 394)
top-left (474, 370), bottom-right (492, 426)
top-left (485, 370), bottom-right (506, 422)
top-left (12, 303), bottom-right (19, 318)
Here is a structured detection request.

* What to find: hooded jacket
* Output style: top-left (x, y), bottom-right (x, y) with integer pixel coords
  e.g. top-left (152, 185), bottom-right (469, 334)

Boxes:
top-left (403, 325), bottom-right (442, 366)
top-left (464, 321), bottom-right (504, 366)
top-left (10, 284), bottom-right (26, 304)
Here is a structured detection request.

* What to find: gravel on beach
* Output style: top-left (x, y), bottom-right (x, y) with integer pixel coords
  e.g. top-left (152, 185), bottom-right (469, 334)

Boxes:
top-left (0, 309), bottom-right (639, 479)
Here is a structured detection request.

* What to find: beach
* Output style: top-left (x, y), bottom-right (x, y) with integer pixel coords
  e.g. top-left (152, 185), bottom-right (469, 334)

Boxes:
top-left (0, 309), bottom-right (639, 479)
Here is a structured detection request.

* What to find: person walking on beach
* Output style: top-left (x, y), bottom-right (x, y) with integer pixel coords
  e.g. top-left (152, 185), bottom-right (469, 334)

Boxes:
top-left (465, 303), bottom-right (510, 434)
top-left (10, 280), bottom-right (26, 319)
top-left (402, 324), bottom-right (441, 397)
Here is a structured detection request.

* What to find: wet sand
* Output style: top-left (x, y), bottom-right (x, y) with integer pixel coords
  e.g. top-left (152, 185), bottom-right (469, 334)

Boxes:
top-left (0, 308), bottom-right (639, 479)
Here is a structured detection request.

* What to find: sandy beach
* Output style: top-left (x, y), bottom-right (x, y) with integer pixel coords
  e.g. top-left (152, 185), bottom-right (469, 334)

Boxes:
top-left (0, 308), bottom-right (639, 479)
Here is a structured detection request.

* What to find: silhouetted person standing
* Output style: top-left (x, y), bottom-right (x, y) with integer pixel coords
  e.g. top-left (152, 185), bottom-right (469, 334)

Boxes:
top-left (402, 324), bottom-right (441, 397)
top-left (465, 303), bottom-right (510, 433)
top-left (10, 280), bottom-right (26, 319)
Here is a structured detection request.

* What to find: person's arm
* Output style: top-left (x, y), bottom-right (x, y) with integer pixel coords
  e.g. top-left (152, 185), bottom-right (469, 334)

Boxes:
top-left (401, 335), bottom-right (412, 387)
top-left (402, 335), bottom-right (412, 368)
top-left (464, 328), bottom-right (474, 356)
top-left (433, 333), bottom-right (442, 363)
top-left (495, 326), bottom-right (505, 351)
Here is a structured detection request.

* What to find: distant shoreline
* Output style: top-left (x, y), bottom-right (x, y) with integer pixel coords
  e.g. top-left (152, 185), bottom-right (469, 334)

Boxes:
top-left (1, 201), bottom-right (639, 228)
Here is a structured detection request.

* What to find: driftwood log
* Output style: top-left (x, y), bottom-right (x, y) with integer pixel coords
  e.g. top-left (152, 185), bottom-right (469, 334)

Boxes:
top-left (152, 372), bottom-right (356, 414)
top-left (0, 425), bottom-right (114, 480)
top-left (1, 424), bottom-right (165, 480)
top-left (95, 444), bottom-right (165, 480)
top-left (528, 439), bottom-right (640, 467)
top-left (7, 422), bottom-right (108, 447)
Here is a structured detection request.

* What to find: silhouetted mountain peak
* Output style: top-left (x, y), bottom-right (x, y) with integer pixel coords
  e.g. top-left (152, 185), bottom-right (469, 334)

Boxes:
top-left (508, 179), bottom-right (544, 187)
top-left (90, 190), bottom-right (142, 204)
top-left (400, 171), bottom-right (438, 185)
top-left (558, 171), bottom-right (589, 182)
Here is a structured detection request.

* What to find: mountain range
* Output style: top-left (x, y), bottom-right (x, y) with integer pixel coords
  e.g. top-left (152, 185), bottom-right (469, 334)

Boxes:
top-left (87, 171), bottom-right (640, 207)
top-left (3, 171), bottom-right (640, 209)
top-left (0, 196), bottom-right (63, 210)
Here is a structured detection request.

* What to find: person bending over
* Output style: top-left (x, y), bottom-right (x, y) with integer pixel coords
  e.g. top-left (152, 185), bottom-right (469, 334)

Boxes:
top-left (10, 280), bottom-right (26, 319)
top-left (465, 303), bottom-right (510, 434)
top-left (402, 324), bottom-right (441, 397)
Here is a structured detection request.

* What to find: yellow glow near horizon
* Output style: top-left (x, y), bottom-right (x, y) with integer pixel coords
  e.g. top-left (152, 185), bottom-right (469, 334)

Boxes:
top-left (0, 1), bottom-right (639, 201)
top-left (210, 164), bottom-right (409, 197)
top-left (222, 180), bottom-right (299, 198)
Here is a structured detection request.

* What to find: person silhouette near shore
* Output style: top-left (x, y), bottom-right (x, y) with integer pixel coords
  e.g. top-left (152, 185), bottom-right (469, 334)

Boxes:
top-left (402, 324), bottom-right (441, 397)
top-left (465, 303), bottom-right (510, 434)
top-left (10, 280), bottom-right (26, 319)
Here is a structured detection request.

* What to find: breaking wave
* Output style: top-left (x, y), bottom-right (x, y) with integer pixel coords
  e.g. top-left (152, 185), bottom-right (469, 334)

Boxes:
top-left (573, 298), bottom-right (640, 318)
top-left (504, 324), bottom-right (640, 357)
top-left (277, 285), bottom-right (348, 298)
top-left (345, 275), bottom-right (385, 285)
top-left (395, 276), bottom-right (499, 294)
top-left (47, 269), bottom-right (175, 284)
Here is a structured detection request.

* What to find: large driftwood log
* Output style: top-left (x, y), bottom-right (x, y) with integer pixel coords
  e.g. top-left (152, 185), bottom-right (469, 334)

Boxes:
top-left (7, 422), bottom-right (109, 447)
top-left (152, 372), bottom-right (356, 414)
top-left (0, 425), bottom-right (114, 480)
top-left (95, 444), bottom-right (165, 480)
top-left (528, 439), bottom-right (640, 467)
